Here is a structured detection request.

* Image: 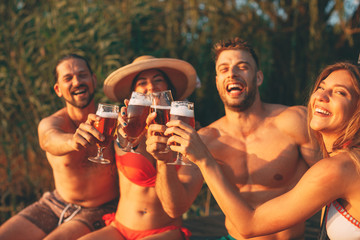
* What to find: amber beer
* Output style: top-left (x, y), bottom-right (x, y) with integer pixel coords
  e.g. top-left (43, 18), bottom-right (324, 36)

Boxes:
top-left (151, 105), bottom-right (171, 125)
top-left (167, 102), bottom-right (195, 165)
top-left (94, 112), bottom-right (118, 148)
top-left (124, 98), bottom-right (151, 141)
top-left (170, 113), bottom-right (195, 128)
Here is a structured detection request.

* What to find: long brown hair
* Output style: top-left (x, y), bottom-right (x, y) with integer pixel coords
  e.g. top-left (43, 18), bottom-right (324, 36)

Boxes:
top-left (307, 62), bottom-right (360, 167)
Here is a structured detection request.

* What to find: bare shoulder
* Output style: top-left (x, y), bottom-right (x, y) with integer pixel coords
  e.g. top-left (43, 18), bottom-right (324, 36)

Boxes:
top-left (38, 108), bottom-right (69, 134)
top-left (197, 118), bottom-right (224, 144)
top-left (268, 104), bottom-right (307, 121)
top-left (308, 153), bottom-right (358, 191)
top-left (268, 104), bottom-right (308, 133)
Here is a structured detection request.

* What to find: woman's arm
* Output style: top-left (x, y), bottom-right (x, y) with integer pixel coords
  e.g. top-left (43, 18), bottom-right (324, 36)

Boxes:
top-left (166, 120), bottom-right (348, 237)
top-left (146, 113), bottom-right (204, 218)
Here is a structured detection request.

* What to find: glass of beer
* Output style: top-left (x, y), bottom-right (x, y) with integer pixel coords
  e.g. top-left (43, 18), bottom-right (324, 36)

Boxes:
top-left (120, 92), bottom-right (151, 152)
top-left (88, 103), bottom-right (119, 164)
top-left (167, 101), bottom-right (195, 165)
top-left (150, 90), bottom-right (173, 153)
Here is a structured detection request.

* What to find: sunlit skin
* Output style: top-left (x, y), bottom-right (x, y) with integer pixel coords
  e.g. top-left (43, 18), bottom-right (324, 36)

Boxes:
top-left (78, 69), bottom-right (187, 240)
top-left (0, 57), bottom-right (119, 240)
top-left (185, 67), bottom-right (360, 238)
top-left (146, 49), bottom-right (321, 240)
top-left (310, 70), bottom-right (358, 147)
top-left (215, 49), bottom-right (261, 112)
top-left (147, 64), bottom-right (360, 239)
top-left (54, 58), bottom-right (96, 109)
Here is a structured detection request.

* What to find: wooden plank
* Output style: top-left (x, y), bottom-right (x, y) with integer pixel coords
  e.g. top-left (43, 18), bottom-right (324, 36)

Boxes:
top-left (184, 211), bottom-right (321, 240)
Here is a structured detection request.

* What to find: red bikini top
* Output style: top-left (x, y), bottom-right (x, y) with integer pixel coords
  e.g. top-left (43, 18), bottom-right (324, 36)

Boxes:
top-left (116, 152), bottom-right (156, 187)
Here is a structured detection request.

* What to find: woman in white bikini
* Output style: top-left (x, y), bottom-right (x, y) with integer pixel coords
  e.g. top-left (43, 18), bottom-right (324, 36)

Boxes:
top-left (151, 61), bottom-right (360, 239)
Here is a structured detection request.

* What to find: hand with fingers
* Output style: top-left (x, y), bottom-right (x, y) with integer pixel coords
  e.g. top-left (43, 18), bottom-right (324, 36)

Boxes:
top-left (116, 102), bottom-right (129, 149)
top-left (70, 113), bottom-right (105, 151)
top-left (116, 97), bottom-right (149, 152)
top-left (146, 112), bottom-right (175, 162)
top-left (165, 120), bottom-right (213, 166)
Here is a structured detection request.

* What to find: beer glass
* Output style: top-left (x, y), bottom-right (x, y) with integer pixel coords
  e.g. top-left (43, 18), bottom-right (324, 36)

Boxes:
top-left (88, 103), bottom-right (119, 164)
top-left (120, 92), bottom-right (151, 152)
top-left (150, 90), bottom-right (173, 153)
top-left (167, 101), bottom-right (195, 166)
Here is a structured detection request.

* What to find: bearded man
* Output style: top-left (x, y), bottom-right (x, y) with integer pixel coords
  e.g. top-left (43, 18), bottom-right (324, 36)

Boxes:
top-left (0, 54), bottom-right (118, 240)
top-left (146, 38), bottom-right (321, 240)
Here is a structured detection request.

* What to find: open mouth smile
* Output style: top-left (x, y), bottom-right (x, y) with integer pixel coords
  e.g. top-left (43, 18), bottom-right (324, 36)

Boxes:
top-left (72, 87), bottom-right (87, 96)
top-left (314, 107), bottom-right (331, 116)
top-left (226, 83), bottom-right (245, 93)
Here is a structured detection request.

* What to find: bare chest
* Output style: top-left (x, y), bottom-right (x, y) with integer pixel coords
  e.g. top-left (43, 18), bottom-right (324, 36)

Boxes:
top-left (47, 144), bottom-right (115, 174)
top-left (208, 130), bottom-right (307, 191)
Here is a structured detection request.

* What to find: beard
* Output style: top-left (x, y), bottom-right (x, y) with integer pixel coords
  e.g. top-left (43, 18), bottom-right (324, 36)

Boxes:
top-left (220, 75), bottom-right (257, 112)
top-left (65, 85), bottom-right (95, 109)
top-left (234, 86), bottom-right (257, 111)
top-left (66, 92), bottom-right (94, 109)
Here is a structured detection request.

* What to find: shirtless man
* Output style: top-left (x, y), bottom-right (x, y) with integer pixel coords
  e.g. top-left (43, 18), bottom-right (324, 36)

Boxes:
top-left (146, 38), bottom-right (320, 240)
top-left (0, 54), bottom-right (118, 240)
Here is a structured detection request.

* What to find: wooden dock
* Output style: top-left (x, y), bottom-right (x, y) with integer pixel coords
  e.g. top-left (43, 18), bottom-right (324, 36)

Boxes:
top-left (184, 211), bottom-right (321, 240)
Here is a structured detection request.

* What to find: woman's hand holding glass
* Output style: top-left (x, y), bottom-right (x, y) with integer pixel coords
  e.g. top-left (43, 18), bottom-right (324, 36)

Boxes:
top-left (149, 90), bottom-right (173, 153)
top-left (117, 92), bottom-right (151, 152)
top-left (145, 112), bottom-right (176, 162)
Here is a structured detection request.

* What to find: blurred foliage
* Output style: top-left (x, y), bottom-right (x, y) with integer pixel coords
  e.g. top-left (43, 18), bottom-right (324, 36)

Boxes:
top-left (0, 0), bottom-right (359, 223)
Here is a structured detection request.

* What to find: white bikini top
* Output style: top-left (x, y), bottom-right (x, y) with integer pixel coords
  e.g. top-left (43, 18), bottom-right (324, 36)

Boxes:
top-left (326, 201), bottom-right (360, 240)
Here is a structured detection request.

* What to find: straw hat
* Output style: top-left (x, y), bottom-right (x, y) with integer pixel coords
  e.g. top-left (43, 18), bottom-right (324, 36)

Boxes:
top-left (103, 55), bottom-right (197, 102)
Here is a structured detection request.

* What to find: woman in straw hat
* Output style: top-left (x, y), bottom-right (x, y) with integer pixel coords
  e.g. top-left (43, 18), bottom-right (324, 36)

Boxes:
top-left (79, 56), bottom-right (199, 240)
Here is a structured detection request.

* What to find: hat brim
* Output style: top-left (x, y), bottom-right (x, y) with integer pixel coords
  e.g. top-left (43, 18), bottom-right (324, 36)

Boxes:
top-left (103, 58), bottom-right (197, 102)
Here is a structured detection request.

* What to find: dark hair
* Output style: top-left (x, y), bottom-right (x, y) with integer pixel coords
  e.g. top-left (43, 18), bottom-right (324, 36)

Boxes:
top-left (53, 54), bottom-right (93, 82)
top-left (130, 69), bottom-right (177, 99)
top-left (213, 37), bottom-right (259, 69)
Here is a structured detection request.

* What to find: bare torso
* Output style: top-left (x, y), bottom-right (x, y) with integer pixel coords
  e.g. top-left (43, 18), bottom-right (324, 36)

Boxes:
top-left (42, 108), bottom-right (119, 207)
top-left (199, 104), bottom-right (316, 240)
top-left (114, 142), bottom-right (182, 230)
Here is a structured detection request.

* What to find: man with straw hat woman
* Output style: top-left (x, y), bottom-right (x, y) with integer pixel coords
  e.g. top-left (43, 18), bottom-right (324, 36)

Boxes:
top-left (79, 55), bottom-right (200, 240)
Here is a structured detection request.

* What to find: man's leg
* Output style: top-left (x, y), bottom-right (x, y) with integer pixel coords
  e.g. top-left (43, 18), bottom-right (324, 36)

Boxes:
top-left (0, 215), bottom-right (46, 240)
top-left (78, 225), bottom-right (125, 240)
top-left (44, 220), bottom-right (91, 240)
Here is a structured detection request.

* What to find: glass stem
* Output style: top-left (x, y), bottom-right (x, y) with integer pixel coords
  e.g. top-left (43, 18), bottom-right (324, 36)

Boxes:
top-left (98, 147), bottom-right (105, 159)
top-left (123, 142), bottom-right (134, 153)
top-left (176, 153), bottom-right (183, 163)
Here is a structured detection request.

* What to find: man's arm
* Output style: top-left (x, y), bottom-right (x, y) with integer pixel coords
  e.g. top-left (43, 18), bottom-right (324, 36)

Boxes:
top-left (164, 119), bottom-right (341, 238)
top-left (38, 112), bottom-right (103, 156)
top-left (282, 106), bottom-right (321, 167)
top-left (155, 160), bottom-right (203, 218)
top-left (165, 122), bottom-right (248, 227)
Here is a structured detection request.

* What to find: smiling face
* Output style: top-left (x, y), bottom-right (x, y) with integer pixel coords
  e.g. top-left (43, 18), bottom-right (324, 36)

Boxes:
top-left (133, 69), bottom-right (169, 94)
top-left (215, 49), bottom-right (263, 111)
top-left (310, 69), bottom-right (358, 138)
top-left (54, 58), bottom-right (96, 109)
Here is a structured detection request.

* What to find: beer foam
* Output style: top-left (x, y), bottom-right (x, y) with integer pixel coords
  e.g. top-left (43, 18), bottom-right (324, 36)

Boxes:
top-left (129, 98), bottom-right (151, 106)
top-left (151, 105), bottom-right (171, 110)
top-left (96, 111), bottom-right (118, 118)
top-left (170, 106), bottom-right (194, 117)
